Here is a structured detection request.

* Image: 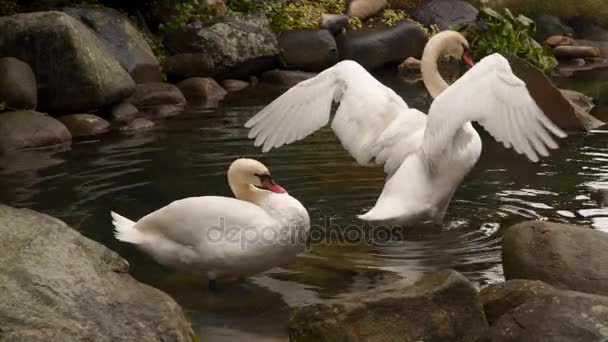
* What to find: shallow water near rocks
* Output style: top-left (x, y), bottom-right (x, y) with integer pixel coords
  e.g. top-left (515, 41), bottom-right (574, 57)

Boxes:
top-left (1, 68), bottom-right (608, 341)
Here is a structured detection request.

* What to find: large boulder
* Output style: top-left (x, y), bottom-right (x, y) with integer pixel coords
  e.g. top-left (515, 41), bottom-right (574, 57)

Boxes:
top-left (125, 82), bottom-right (186, 118)
top-left (0, 11), bottom-right (135, 113)
top-left (336, 21), bottom-right (427, 70)
top-left (177, 77), bottom-right (227, 108)
top-left (278, 29), bottom-right (338, 72)
top-left (508, 55), bottom-right (604, 131)
top-left (411, 0), bottom-right (478, 30)
top-left (0, 111), bottom-right (71, 153)
top-left (163, 12), bottom-right (279, 79)
top-left (486, 280), bottom-right (608, 341)
top-left (0, 205), bottom-right (195, 341)
top-left (289, 270), bottom-right (489, 342)
top-left (63, 7), bottom-right (162, 83)
top-left (502, 221), bottom-right (608, 296)
top-left (58, 113), bottom-right (111, 137)
top-left (0, 57), bottom-right (37, 110)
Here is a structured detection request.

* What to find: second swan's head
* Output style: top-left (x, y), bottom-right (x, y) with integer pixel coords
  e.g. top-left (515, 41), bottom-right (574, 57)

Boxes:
top-left (228, 158), bottom-right (285, 194)
top-left (428, 30), bottom-right (475, 67)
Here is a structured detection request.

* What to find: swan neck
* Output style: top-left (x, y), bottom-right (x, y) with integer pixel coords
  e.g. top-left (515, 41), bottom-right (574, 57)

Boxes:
top-left (421, 37), bottom-right (450, 98)
top-left (228, 172), bottom-right (265, 205)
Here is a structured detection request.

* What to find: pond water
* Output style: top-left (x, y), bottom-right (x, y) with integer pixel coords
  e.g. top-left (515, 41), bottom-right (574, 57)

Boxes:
top-left (1, 67), bottom-right (607, 341)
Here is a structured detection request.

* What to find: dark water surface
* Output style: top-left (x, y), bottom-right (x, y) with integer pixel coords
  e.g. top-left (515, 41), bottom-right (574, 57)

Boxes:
top-left (1, 68), bottom-right (607, 341)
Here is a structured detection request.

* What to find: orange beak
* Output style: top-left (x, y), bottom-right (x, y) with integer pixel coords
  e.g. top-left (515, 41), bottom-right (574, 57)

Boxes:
top-left (463, 52), bottom-right (475, 68)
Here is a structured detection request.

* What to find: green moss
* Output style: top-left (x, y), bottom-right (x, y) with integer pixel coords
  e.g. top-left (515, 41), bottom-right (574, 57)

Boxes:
top-left (0, 1), bottom-right (17, 16)
top-left (264, 0), bottom-right (346, 32)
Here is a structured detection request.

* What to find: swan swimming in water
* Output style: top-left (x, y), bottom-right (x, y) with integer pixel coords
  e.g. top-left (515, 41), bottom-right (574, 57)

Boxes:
top-left (111, 158), bottom-right (310, 288)
top-left (245, 30), bottom-right (566, 225)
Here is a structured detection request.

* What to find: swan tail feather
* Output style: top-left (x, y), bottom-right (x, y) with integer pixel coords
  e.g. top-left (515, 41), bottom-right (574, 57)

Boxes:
top-left (111, 211), bottom-right (144, 244)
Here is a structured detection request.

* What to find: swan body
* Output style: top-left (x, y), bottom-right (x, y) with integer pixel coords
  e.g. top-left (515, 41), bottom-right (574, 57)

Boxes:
top-left (111, 159), bottom-right (310, 281)
top-left (245, 31), bottom-right (566, 225)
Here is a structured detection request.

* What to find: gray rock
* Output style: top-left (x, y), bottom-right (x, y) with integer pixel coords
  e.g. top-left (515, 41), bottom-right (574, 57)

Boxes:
top-left (508, 56), bottom-right (604, 131)
top-left (289, 270), bottom-right (489, 342)
top-left (336, 21), bottom-right (427, 70)
top-left (545, 35), bottom-right (575, 47)
top-left (63, 7), bottom-right (162, 83)
top-left (0, 11), bottom-right (135, 113)
top-left (554, 45), bottom-right (601, 59)
top-left (560, 88), bottom-right (596, 113)
top-left (569, 21), bottom-right (608, 41)
top-left (0, 110), bottom-right (71, 152)
top-left (165, 53), bottom-right (216, 80)
top-left (120, 117), bottom-right (155, 131)
top-left (109, 101), bottom-right (139, 124)
top-left (321, 14), bottom-right (349, 35)
top-left (490, 283), bottom-right (608, 341)
top-left (261, 69), bottom-right (317, 88)
top-left (163, 12), bottom-right (279, 79)
top-left (0, 205), bottom-right (195, 341)
top-left (177, 77), bottom-right (227, 108)
top-left (221, 79), bottom-right (250, 92)
top-left (278, 29), bottom-right (338, 72)
top-left (411, 0), bottom-right (478, 30)
top-left (0, 57), bottom-right (37, 110)
top-left (58, 113), bottom-right (110, 137)
top-left (502, 221), bottom-right (608, 296)
top-left (125, 82), bottom-right (186, 118)
top-left (532, 14), bottom-right (575, 42)
top-left (347, 0), bottom-right (386, 20)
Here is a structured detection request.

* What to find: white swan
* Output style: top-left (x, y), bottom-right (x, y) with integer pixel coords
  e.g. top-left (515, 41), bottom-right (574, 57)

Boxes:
top-left (245, 30), bottom-right (566, 225)
top-left (110, 158), bottom-right (310, 288)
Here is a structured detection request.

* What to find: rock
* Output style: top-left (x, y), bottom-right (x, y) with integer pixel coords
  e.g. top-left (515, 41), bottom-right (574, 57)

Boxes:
top-left (347, 0), bottom-right (386, 20)
top-left (411, 0), bottom-right (478, 30)
top-left (545, 35), bottom-right (575, 47)
top-left (398, 57), bottom-right (422, 75)
top-left (0, 205), bottom-right (194, 341)
top-left (177, 77), bottom-right (227, 108)
top-left (164, 53), bottom-right (215, 80)
top-left (502, 220), bottom-right (608, 296)
top-left (569, 21), bottom-right (608, 41)
top-left (109, 101), bottom-right (139, 124)
top-left (321, 14), bottom-right (349, 35)
top-left (58, 114), bottom-right (110, 137)
top-left (125, 82), bottom-right (186, 118)
top-left (120, 117), bottom-right (155, 131)
top-left (554, 45), bottom-right (601, 59)
top-left (278, 29), bottom-right (338, 72)
top-left (559, 88), bottom-right (596, 113)
top-left (261, 70), bottom-right (317, 88)
top-left (576, 40), bottom-right (608, 58)
top-left (63, 7), bottom-right (162, 83)
top-left (480, 279), bottom-right (557, 325)
top-left (532, 14), bottom-right (574, 42)
top-left (288, 270), bottom-right (489, 342)
top-left (0, 11), bottom-right (135, 113)
top-left (0, 111), bottom-right (71, 152)
top-left (163, 12), bottom-right (279, 79)
top-left (490, 284), bottom-right (608, 341)
top-left (221, 79), bottom-right (250, 92)
top-left (336, 21), bottom-right (427, 70)
top-left (0, 57), bottom-right (37, 110)
top-left (508, 56), bottom-right (604, 131)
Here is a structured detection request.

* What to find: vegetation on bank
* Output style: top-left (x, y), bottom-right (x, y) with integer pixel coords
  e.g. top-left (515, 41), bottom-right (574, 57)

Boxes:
top-left (457, 7), bottom-right (557, 72)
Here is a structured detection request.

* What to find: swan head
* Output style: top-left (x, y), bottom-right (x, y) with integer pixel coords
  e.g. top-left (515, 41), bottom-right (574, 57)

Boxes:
top-left (429, 30), bottom-right (474, 67)
top-left (227, 158), bottom-right (285, 196)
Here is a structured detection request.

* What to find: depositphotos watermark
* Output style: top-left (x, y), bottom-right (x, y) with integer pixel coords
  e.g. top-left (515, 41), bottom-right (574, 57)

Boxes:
top-left (206, 217), bottom-right (404, 251)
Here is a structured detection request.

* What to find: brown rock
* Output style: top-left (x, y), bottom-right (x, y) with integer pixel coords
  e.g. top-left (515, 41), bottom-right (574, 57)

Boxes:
top-left (58, 114), bottom-right (110, 137)
top-left (125, 82), bottom-right (186, 118)
top-left (553, 45), bottom-right (601, 59)
top-left (221, 79), bottom-right (249, 92)
top-left (0, 110), bottom-right (71, 152)
top-left (109, 101), bottom-right (139, 124)
top-left (545, 35), bottom-right (575, 47)
top-left (0, 57), bottom-right (37, 110)
top-left (177, 77), bottom-right (227, 108)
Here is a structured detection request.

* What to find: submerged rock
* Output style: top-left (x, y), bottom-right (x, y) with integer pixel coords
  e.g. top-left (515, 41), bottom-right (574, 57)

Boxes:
top-left (261, 70), bottom-right (317, 88)
top-left (109, 101), bottom-right (139, 124)
top-left (0, 111), bottom-right (71, 152)
top-left (289, 270), bottom-right (489, 342)
top-left (125, 82), bottom-right (186, 118)
top-left (177, 77), bottom-right (227, 108)
top-left (0, 11), bottom-right (135, 113)
top-left (336, 21), bottom-right (427, 70)
top-left (0, 57), bottom-right (37, 110)
top-left (502, 220), bottom-right (608, 296)
top-left (221, 79), bottom-right (250, 92)
top-left (58, 113), bottom-right (111, 137)
top-left (508, 56), bottom-right (604, 131)
top-left (278, 29), bottom-right (338, 72)
top-left (411, 0), bottom-right (478, 30)
top-left (63, 7), bottom-right (162, 83)
top-left (163, 12), bottom-right (279, 79)
top-left (0, 205), bottom-right (194, 341)
top-left (120, 117), bottom-right (155, 131)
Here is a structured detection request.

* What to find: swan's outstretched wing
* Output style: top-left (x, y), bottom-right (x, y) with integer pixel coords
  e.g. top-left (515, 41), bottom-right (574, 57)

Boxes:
top-left (423, 53), bottom-right (567, 164)
top-left (246, 60), bottom-right (425, 170)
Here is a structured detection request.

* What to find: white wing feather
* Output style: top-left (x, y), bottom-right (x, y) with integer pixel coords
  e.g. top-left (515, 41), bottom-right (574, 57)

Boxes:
top-left (423, 53), bottom-right (566, 164)
top-left (246, 60), bottom-right (425, 170)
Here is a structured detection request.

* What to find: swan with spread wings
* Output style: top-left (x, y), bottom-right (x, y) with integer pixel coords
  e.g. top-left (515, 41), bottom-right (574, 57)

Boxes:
top-left (246, 30), bottom-right (566, 225)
